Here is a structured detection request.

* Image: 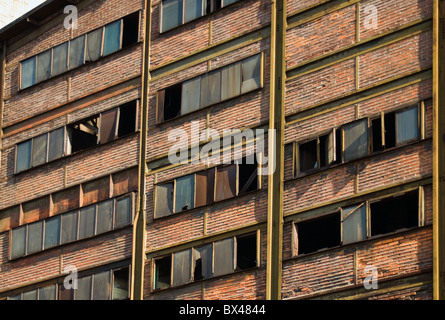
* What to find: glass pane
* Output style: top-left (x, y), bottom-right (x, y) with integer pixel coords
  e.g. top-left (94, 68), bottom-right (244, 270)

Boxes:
top-left (69, 35), bottom-right (85, 69)
top-left (241, 54), bottom-right (261, 93)
top-left (174, 174), bottom-right (195, 213)
top-left (16, 140), bottom-right (32, 173)
top-left (185, 0), bottom-right (202, 23)
top-left (86, 28), bottom-right (103, 62)
top-left (99, 109), bottom-right (118, 144)
top-left (162, 0), bottom-right (183, 32)
top-left (93, 271), bottom-right (110, 300)
top-left (20, 57), bottom-right (36, 89)
top-left (396, 107), bottom-right (419, 144)
top-left (31, 134), bottom-right (48, 167)
top-left (61, 211), bottom-right (78, 244)
top-left (11, 226), bottom-right (26, 259)
top-left (8, 294), bottom-right (21, 300)
top-left (215, 164), bottom-right (236, 202)
top-left (213, 238), bottom-right (234, 276)
top-left (78, 205), bottom-right (96, 239)
top-left (44, 216), bottom-right (61, 249)
top-left (344, 119), bottom-right (368, 162)
top-left (27, 221), bottom-right (43, 254)
top-left (97, 200), bottom-right (113, 234)
top-left (112, 268), bottom-right (129, 300)
top-left (52, 42), bottom-right (68, 76)
top-left (48, 127), bottom-right (65, 162)
top-left (36, 50), bottom-right (51, 83)
top-left (103, 20), bottom-right (122, 56)
top-left (155, 183), bottom-right (174, 218)
top-left (181, 77), bottom-right (201, 114)
top-left (200, 70), bottom-right (221, 108)
top-left (76, 275), bottom-right (92, 300)
top-left (22, 290), bottom-right (38, 300)
top-left (223, 0), bottom-right (239, 5)
top-left (39, 285), bottom-right (56, 300)
top-left (221, 62), bottom-right (241, 101)
top-left (342, 204), bottom-right (367, 245)
top-left (173, 249), bottom-right (192, 286)
top-left (193, 244), bottom-right (212, 280)
top-left (116, 196), bottom-right (132, 228)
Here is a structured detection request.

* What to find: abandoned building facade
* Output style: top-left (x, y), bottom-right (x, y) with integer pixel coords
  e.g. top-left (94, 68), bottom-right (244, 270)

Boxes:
top-left (0, 0), bottom-right (445, 300)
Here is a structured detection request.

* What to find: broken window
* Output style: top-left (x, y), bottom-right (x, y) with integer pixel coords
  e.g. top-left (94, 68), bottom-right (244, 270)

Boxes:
top-left (20, 57), bottom-right (36, 89)
top-left (36, 50), bottom-right (51, 83)
top-left (69, 35), bottom-right (85, 70)
top-left (162, 0), bottom-right (183, 32)
top-left (52, 42), bottom-right (68, 76)
top-left (215, 164), bottom-right (237, 202)
top-left (343, 119), bottom-right (369, 162)
top-left (295, 213), bottom-right (341, 255)
top-left (67, 115), bottom-right (99, 154)
top-left (112, 267), bottom-right (130, 300)
top-left (173, 249), bottom-right (192, 286)
top-left (213, 237), bottom-right (234, 276)
top-left (44, 216), bottom-right (61, 249)
top-left (236, 234), bottom-right (257, 270)
top-left (297, 130), bottom-right (335, 174)
top-left (370, 190), bottom-right (419, 237)
top-left (299, 139), bottom-right (317, 173)
top-left (193, 244), bottom-right (212, 281)
top-left (16, 140), bottom-right (32, 173)
top-left (341, 203), bottom-right (367, 245)
top-left (154, 256), bottom-right (172, 289)
top-left (238, 161), bottom-right (258, 195)
top-left (162, 84), bottom-right (182, 122)
top-left (103, 20), bottom-right (122, 56)
top-left (122, 12), bottom-right (140, 48)
top-left (174, 174), bottom-right (195, 213)
top-left (241, 54), bottom-right (262, 94)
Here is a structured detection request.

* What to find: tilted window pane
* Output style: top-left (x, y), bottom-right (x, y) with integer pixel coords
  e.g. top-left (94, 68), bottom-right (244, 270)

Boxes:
top-left (155, 183), bottom-right (174, 218)
top-left (215, 164), bottom-right (236, 202)
top-left (112, 268), bottom-right (129, 300)
top-left (78, 205), bottom-right (96, 240)
top-left (99, 109), bottom-right (118, 144)
top-left (181, 77), bottom-right (201, 114)
top-left (97, 200), bottom-right (114, 234)
top-left (103, 20), bottom-right (122, 56)
top-left (21, 57), bottom-right (36, 89)
top-left (344, 120), bottom-right (368, 162)
top-left (162, 0), bottom-right (183, 32)
top-left (193, 244), bottom-right (212, 280)
top-left (116, 196), bottom-right (132, 228)
top-left (86, 28), bottom-right (103, 62)
top-left (11, 226), bottom-right (26, 259)
top-left (22, 290), bottom-right (38, 300)
top-left (16, 140), bottom-right (32, 173)
top-left (221, 62), bottom-right (241, 101)
top-left (48, 127), bottom-right (65, 162)
top-left (396, 107), bottom-right (419, 144)
top-left (342, 204), bottom-right (367, 245)
top-left (44, 216), bottom-right (61, 249)
top-left (27, 221), bottom-right (43, 254)
top-left (76, 275), bottom-right (92, 300)
top-left (241, 54), bottom-right (261, 93)
top-left (93, 271), bottom-right (111, 300)
top-left (69, 35), bottom-right (85, 69)
top-left (52, 42), bottom-right (68, 76)
top-left (174, 175), bottom-right (195, 213)
top-left (213, 238), bottom-right (234, 276)
top-left (201, 70), bottom-right (221, 108)
top-left (31, 134), bottom-right (48, 167)
top-left (61, 211), bottom-right (78, 244)
top-left (173, 249), bottom-right (192, 286)
top-left (39, 285), bottom-right (57, 300)
top-left (36, 50), bottom-right (51, 83)
top-left (185, 0), bottom-right (203, 23)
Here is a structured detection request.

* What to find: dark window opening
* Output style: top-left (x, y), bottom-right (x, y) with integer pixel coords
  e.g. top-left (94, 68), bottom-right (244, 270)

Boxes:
top-left (68, 116), bottom-right (99, 154)
top-left (112, 267), bottom-right (129, 300)
top-left (384, 112), bottom-right (396, 149)
top-left (206, 0), bottom-right (222, 14)
top-left (118, 101), bottom-right (137, 137)
top-left (163, 84), bottom-right (182, 121)
top-left (299, 139), bottom-right (317, 173)
top-left (154, 256), bottom-right (171, 289)
top-left (122, 12), bottom-right (140, 48)
top-left (335, 128), bottom-right (342, 164)
top-left (297, 213), bottom-right (341, 255)
top-left (372, 117), bottom-right (383, 152)
top-left (238, 160), bottom-right (258, 195)
top-left (370, 190), bottom-right (418, 237)
top-left (236, 234), bottom-right (257, 270)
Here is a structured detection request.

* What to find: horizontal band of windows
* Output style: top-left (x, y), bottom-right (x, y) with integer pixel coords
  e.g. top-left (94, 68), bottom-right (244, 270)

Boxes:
top-left (153, 232), bottom-right (258, 291)
top-left (9, 193), bottom-right (135, 260)
top-left (7, 265), bottom-right (130, 300)
top-left (292, 188), bottom-right (423, 256)
top-left (14, 100), bottom-right (138, 174)
top-left (160, 0), bottom-right (241, 33)
top-left (154, 157), bottom-right (260, 219)
top-left (19, 11), bottom-right (141, 90)
top-left (287, 103), bottom-right (425, 178)
top-left (156, 52), bottom-right (263, 124)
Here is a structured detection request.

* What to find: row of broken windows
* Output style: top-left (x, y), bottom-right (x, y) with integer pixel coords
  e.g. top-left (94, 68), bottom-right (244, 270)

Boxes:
top-left (10, 193), bottom-right (134, 260)
top-left (15, 100), bottom-right (137, 174)
top-left (153, 232), bottom-right (257, 290)
top-left (20, 11), bottom-right (140, 90)
top-left (292, 104), bottom-right (423, 176)
top-left (161, 0), bottom-right (241, 32)
top-left (155, 158), bottom-right (259, 218)
top-left (294, 189), bottom-right (422, 255)
top-left (157, 53), bottom-right (262, 123)
top-left (7, 266), bottom-right (130, 300)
